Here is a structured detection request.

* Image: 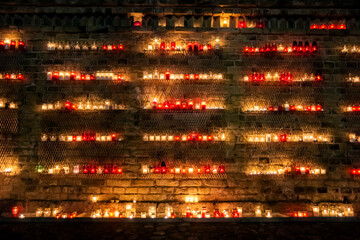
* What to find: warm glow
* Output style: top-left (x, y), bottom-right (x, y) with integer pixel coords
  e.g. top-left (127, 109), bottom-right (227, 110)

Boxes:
top-left (247, 133), bottom-right (331, 143)
top-left (243, 72), bottom-right (322, 82)
top-left (143, 133), bottom-right (226, 142)
top-left (41, 133), bottom-right (122, 142)
top-left (47, 71), bottom-right (125, 81)
top-left (143, 71), bottom-right (222, 81)
top-left (244, 41), bottom-right (318, 54)
top-left (41, 100), bottom-right (125, 111)
top-left (47, 41), bottom-right (123, 51)
top-left (246, 104), bottom-right (323, 112)
top-left (146, 98), bottom-right (223, 110)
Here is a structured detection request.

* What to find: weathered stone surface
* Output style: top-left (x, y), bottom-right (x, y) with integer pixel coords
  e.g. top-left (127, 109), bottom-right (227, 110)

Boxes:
top-left (0, 1), bottom-right (359, 217)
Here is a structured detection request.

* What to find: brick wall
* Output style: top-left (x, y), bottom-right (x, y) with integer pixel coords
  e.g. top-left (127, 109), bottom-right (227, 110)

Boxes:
top-left (0, 0), bottom-right (360, 217)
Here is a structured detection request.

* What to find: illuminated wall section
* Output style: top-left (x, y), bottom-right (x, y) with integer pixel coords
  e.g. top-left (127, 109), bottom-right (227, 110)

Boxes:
top-left (0, 2), bottom-right (359, 219)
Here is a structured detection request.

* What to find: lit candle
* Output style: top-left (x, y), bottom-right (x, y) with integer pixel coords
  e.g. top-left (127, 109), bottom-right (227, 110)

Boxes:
top-left (265, 210), bottom-right (272, 218)
top-left (255, 206), bottom-right (262, 217)
top-left (215, 38), bottom-right (220, 50)
top-left (313, 205), bottom-right (319, 217)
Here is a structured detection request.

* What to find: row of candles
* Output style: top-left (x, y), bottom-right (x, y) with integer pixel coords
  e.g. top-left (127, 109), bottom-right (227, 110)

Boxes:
top-left (143, 133), bottom-right (226, 142)
top-left (45, 19), bottom-right (346, 31)
top-left (237, 20), bottom-right (264, 29)
top-left (244, 41), bottom-right (318, 53)
top-left (47, 72), bottom-right (125, 81)
top-left (143, 71), bottom-right (223, 81)
top-left (220, 18), bottom-right (264, 29)
top-left (247, 133), bottom-right (330, 143)
top-left (9, 71), bottom-right (360, 83)
top-left (145, 39), bottom-right (220, 52)
top-left (0, 100), bottom-right (17, 109)
top-left (347, 74), bottom-right (360, 82)
top-left (35, 164), bottom-right (225, 175)
top-left (0, 73), bottom-right (24, 80)
top-left (44, 41), bottom-right (360, 57)
top-left (341, 45), bottom-right (360, 54)
top-left (11, 204), bottom-right (355, 219)
top-left (42, 132), bottom-right (360, 143)
top-left (246, 104), bottom-right (323, 112)
top-left (310, 21), bottom-right (346, 30)
top-left (248, 166), bottom-right (326, 175)
top-left (148, 99), bottom-right (223, 110)
top-left (0, 39), bottom-right (25, 50)
top-left (36, 165), bottom-right (123, 175)
top-left (141, 163), bottom-right (225, 174)
top-left (345, 106), bottom-right (360, 112)
top-left (27, 164), bottom-right (360, 177)
top-left (40, 133), bottom-right (122, 142)
top-left (348, 134), bottom-right (360, 143)
top-left (47, 42), bottom-right (124, 51)
top-left (39, 101), bottom-right (360, 113)
top-left (243, 72), bottom-right (322, 82)
top-left (36, 164), bottom-right (360, 176)
top-left (41, 101), bottom-right (125, 111)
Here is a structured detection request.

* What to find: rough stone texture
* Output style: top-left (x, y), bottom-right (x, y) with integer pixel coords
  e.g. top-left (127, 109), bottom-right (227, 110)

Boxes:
top-left (0, 1), bottom-right (360, 217)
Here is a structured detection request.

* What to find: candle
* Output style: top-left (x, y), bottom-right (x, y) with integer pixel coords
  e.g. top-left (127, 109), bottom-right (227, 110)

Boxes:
top-left (149, 206), bottom-right (156, 218)
top-left (35, 208), bottom-right (43, 217)
top-left (255, 205), bottom-right (262, 217)
top-left (215, 38), bottom-right (220, 50)
top-left (12, 206), bottom-right (19, 217)
top-left (265, 210), bottom-right (272, 218)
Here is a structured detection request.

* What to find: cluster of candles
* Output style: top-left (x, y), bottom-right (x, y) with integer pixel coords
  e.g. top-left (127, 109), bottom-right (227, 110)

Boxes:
top-left (90, 201), bottom-right (140, 219)
top-left (351, 169), bottom-right (360, 175)
top-left (248, 166), bottom-right (326, 175)
top-left (0, 39), bottom-right (25, 50)
top-left (149, 99), bottom-right (223, 110)
top-left (12, 207), bottom-right (63, 218)
top-left (310, 21), bottom-right (346, 30)
top-left (41, 100), bottom-right (125, 111)
top-left (347, 74), bottom-right (360, 82)
top-left (46, 72), bottom-right (125, 81)
top-left (47, 41), bottom-right (124, 51)
top-left (341, 45), bottom-right (360, 54)
top-left (91, 205), bottom-right (175, 219)
top-left (349, 134), bottom-right (360, 143)
top-left (11, 204), bottom-right (355, 218)
top-left (41, 133), bottom-right (121, 142)
top-left (243, 41), bottom-right (318, 54)
top-left (36, 164), bottom-right (123, 175)
top-left (143, 133), bottom-right (226, 142)
top-left (0, 100), bottom-right (17, 109)
top-left (0, 167), bottom-right (13, 174)
top-left (246, 104), bottom-right (323, 112)
top-left (141, 163), bottom-right (225, 174)
top-left (344, 106), bottom-right (360, 112)
top-left (243, 72), bottom-right (322, 82)
top-left (0, 73), bottom-right (24, 81)
top-left (145, 38), bottom-right (220, 51)
top-left (312, 205), bottom-right (354, 217)
top-left (292, 211), bottom-right (309, 217)
top-left (247, 133), bottom-right (330, 143)
top-left (237, 19), bottom-right (265, 29)
top-left (186, 207), bottom-right (246, 218)
top-left (185, 206), bottom-right (274, 218)
top-left (143, 71), bottom-right (223, 81)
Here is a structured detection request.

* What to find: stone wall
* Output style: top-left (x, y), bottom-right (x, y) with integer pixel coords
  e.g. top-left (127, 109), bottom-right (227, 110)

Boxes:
top-left (0, 0), bottom-right (360, 217)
